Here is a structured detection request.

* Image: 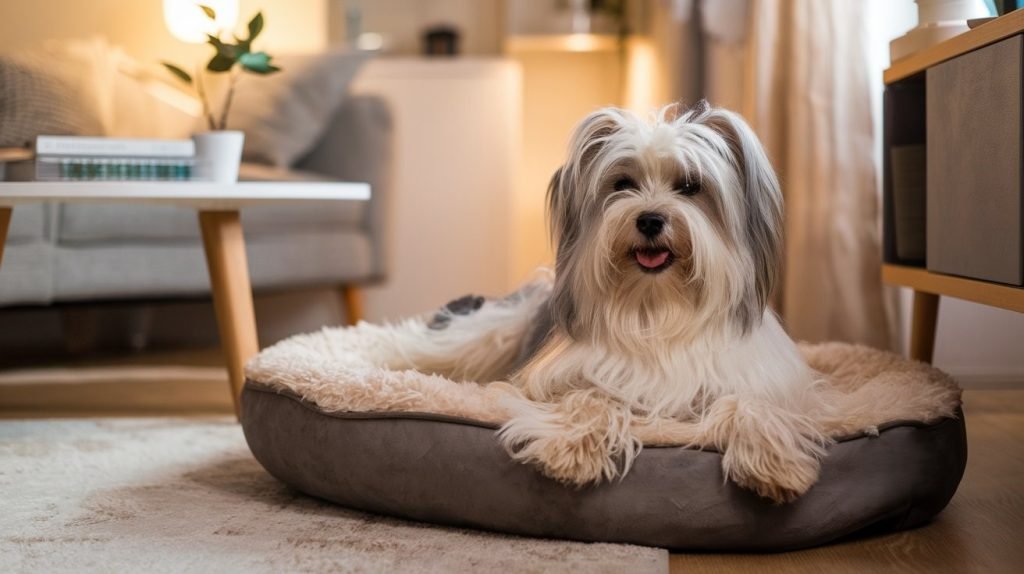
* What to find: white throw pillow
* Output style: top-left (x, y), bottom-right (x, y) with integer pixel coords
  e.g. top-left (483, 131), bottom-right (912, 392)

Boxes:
top-left (226, 50), bottom-right (369, 167)
top-left (0, 37), bottom-right (202, 145)
top-left (70, 37), bottom-right (200, 139)
top-left (0, 41), bottom-right (109, 147)
top-left (109, 59), bottom-right (201, 139)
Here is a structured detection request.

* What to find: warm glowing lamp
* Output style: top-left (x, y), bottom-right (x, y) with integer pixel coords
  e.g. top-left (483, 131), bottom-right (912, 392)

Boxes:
top-left (163, 0), bottom-right (240, 43)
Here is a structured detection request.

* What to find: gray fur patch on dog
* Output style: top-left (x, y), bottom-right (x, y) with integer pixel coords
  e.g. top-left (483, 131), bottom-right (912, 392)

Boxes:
top-left (428, 295), bottom-right (486, 330)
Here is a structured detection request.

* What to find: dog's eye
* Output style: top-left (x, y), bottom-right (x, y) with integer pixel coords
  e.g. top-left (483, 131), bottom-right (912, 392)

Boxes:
top-left (675, 180), bottom-right (701, 196)
top-left (613, 177), bottom-right (636, 191)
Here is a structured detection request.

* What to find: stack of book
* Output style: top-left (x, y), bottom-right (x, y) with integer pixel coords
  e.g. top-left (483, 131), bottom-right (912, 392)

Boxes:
top-left (34, 136), bottom-right (196, 181)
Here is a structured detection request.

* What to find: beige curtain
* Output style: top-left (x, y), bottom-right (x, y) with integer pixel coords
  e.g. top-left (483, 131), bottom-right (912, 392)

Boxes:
top-left (741, 0), bottom-right (894, 349)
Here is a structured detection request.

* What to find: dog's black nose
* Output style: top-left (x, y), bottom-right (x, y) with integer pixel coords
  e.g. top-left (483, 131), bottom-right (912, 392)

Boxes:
top-left (636, 213), bottom-right (665, 238)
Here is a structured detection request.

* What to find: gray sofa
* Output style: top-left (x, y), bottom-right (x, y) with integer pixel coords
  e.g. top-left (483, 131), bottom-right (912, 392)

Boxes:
top-left (0, 95), bottom-right (392, 309)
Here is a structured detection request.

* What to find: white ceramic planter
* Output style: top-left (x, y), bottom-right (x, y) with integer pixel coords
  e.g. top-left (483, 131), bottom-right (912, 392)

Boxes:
top-left (192, 130), bottom-right (245, 183)
top-left (890, 0), bottom-right (993, 60)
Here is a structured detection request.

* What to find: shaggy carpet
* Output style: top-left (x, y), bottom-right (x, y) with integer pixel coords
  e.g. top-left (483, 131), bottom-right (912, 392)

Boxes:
top-left (0, 418), bottom-right (667, 573)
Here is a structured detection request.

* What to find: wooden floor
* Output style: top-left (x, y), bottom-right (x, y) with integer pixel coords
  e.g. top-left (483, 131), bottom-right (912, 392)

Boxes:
top-left (671, 390), bottom-right (1024, 574)
top-left (0, 349), bottom-right (233, 418)
top-left (0, 359), bottom-right (1021, 572)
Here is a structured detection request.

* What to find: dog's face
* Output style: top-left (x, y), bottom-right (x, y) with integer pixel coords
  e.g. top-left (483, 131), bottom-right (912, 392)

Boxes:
top-left (547, 101), bottom-right (783, 345)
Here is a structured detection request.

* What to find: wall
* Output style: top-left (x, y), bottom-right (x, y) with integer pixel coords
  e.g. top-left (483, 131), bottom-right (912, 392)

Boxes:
top-left (0, 0), bottom-right (327, 61)
top-left (324, 1), bottom-right (627, 282)
top-left (353, 59), bottom-right (521, 321)
top-left (326, 1), bottom-right (629, 282)
top-left (508, 48), bottom-right (624, 280)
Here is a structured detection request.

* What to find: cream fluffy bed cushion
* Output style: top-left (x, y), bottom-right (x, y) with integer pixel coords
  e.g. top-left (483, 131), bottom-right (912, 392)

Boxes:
top-left (241, 319), bottom-right (966, 551)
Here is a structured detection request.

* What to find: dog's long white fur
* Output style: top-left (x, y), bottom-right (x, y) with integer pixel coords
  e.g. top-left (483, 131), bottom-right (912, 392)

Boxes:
top-left (488, 102), bottom-right (833, 502)
top-left (259, 103), bottom-right (843, 503)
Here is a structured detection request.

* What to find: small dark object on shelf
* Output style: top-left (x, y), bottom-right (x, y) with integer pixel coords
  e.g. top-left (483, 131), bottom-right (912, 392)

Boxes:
top-left (423, 25), bottom-right (460, 56)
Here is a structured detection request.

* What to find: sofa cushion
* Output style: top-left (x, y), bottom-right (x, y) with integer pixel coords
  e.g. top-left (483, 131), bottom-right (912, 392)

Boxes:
top-left (230, 51), bottom-right (369, 168)
top-left (53, 229), bottom-right (373, 301)
top-left (5, 204), bottom-right (47, 243)
top-left (297, 95), bottom-right (391, 279)
top-left (0, 48), bottom-right (105, 147)
top-left (57, 166), bottom-right (366, 244)
top-left (58, 202), bottom-right (367, 244)
top-left (0, 242), bottom-right (54, 305)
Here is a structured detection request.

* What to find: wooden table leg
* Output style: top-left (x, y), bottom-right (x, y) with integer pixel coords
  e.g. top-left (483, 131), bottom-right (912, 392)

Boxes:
top-left (909, 290), bottom-right (940, 364)
top-left (198, 210), bottom-right (259, 418)
top-left (0, 207), bottom-right (11, 269)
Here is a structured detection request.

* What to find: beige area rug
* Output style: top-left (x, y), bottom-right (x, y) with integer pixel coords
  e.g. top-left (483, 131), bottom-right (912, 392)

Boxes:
top-left (0, 418), bottom-right (667, 574)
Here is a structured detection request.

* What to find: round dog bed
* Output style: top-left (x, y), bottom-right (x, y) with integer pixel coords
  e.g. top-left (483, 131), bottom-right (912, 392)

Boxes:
top-left (240, 299), bottom-right (966, 551)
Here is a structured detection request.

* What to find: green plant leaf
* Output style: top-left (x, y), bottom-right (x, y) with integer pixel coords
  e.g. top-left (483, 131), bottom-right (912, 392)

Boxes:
top-left (207, 53), bottom-right (235, 72)
top-left (162, 62), bottom-right (193, 84)
top-left (238, 51), bottom-right (280, 74)
top-left (206, 34), bottom-right (234, 57)
top-left (199, 4), bottom-right (216, 19)
top-left (238, 51), bottom-right (269, 67)
top-left (247, 12), bottom-right (264, 41)
top-left (233, 34), bottom-right (251, 54)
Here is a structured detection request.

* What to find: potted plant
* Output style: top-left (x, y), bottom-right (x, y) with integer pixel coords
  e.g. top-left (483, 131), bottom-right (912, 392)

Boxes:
top-left (163, 5), bottom-right (281, 182)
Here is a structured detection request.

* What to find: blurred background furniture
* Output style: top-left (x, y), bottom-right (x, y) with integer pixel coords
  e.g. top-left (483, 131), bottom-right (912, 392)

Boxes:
top-left (882, 9), bottom-right (1024, 363)
top-left (0, 95), bottom-right (391, 312)
top-left (0, 90), bottom-right (392, 362)
top-left (0, 179), bottom-right (371, 414)
top-left (0, 0), bottom-right (1022, 387)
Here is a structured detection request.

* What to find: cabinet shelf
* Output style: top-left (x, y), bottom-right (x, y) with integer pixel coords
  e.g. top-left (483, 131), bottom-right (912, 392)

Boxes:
top-left (885, 9), bottom-right (1024, 84)
top-left (882, 264), bottom-right (1024, 313)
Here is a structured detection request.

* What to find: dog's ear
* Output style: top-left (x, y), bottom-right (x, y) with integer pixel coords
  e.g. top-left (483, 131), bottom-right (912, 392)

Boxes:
top-left (545, 167), bottom-right (568, 248)
top-left (547, 108), bottom-right (623, 334)
top-left (696, 106), bottom-right (783, 329)
top-left (546, 166), bottom-right (578, 334)
top-left (547, 108), bottom-right (623, 249)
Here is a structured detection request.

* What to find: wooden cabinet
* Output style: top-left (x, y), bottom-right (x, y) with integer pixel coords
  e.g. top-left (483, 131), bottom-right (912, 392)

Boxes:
top-left (883, 11), bottom-right (1024, 362)
top-left (926, 34), bottom-right (1022, 285)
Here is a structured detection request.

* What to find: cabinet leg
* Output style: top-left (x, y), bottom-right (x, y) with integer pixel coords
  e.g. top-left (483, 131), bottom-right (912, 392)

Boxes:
top-left (910, 291), bottom-right (940, 364)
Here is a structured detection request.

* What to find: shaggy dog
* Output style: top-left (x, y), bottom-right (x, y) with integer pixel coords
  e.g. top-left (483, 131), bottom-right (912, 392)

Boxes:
top-left (415, 101), bottom-right (829, 503)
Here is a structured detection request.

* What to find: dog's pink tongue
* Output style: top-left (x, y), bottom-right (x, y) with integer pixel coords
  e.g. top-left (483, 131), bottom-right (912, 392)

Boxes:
top-left (636, 250), bottom-right (669, 269)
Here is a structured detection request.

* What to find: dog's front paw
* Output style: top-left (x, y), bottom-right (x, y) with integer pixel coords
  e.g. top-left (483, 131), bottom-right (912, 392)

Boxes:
top-left (724, 454), bottom-right (820, 504)
top-left (713, 397), bottom-right (829, 504)
top-left (507, 432), bottom-right (611, 486)
top-left (496, 389), bottom-right (640, 487)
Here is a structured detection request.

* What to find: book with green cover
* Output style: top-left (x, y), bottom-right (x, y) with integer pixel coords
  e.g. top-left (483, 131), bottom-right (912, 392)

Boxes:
top-left (34, 157), bottom-right (195, 181)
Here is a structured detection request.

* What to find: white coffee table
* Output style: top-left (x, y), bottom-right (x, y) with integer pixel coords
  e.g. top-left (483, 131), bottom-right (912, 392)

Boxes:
top-left (0, 180), bottom-right (371, 416)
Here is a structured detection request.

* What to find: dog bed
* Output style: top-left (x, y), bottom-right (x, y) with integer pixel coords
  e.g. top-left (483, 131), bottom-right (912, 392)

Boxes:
top-left (240, 297), bottom-right (966, 552)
